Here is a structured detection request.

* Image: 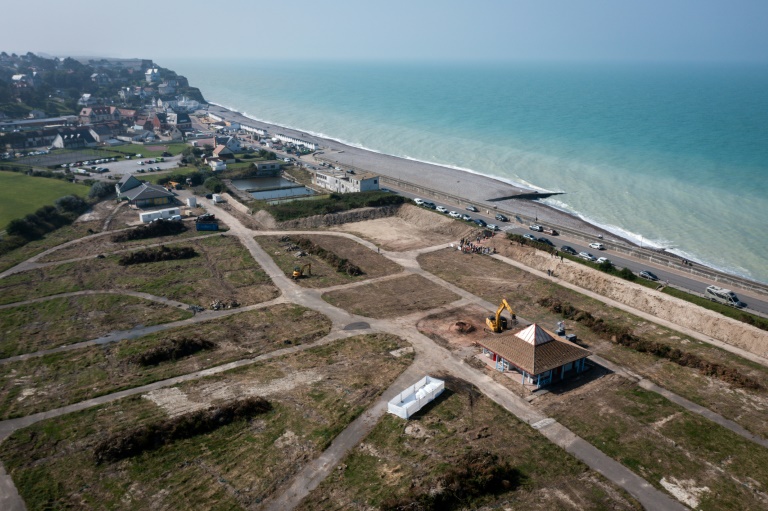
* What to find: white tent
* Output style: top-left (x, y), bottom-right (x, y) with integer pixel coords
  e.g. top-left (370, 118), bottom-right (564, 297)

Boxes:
top-left (387, 376), bottom-right (445, 420)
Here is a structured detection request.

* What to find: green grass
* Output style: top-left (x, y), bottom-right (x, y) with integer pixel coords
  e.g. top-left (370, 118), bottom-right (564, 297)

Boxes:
top-left (0, 171), bottom-right (87, 228)
top-left (140, 167), bottom-right (200, 184)
top-left (106, 143), bottom-right (188, 158)
top-left (268, 191), bottom-right (407, 221)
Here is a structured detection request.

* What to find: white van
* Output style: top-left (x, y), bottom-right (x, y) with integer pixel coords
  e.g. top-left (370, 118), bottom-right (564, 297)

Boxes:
top-left (705, 285), bottom-right (746, 308)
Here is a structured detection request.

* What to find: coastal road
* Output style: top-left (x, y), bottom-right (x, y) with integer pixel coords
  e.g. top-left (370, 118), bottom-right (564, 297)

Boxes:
top-left (390, 188), bottom-right (768, 316)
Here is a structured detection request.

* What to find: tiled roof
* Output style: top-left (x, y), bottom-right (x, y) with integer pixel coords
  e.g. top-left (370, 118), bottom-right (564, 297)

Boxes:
top-left (121, 183), bottom-right (175, 201)
top-left (479, 324), bottom-right (590, 376)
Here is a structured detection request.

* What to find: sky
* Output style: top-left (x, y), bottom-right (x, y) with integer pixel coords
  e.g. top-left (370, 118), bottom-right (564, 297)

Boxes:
top-left (2, 0), bottom-right (767, 63)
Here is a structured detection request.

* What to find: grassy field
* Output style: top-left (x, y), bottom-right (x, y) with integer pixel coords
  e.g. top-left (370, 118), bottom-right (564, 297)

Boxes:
top-left (0, 171), bottom-right (87, 228)
top-left (298, 375), bottom-right (641, 511)
top-left (1, 334), bottom-right (412, 510)
top-left (106, 143), bottom-right (188, 158)
top-left (0, 304), bottom-right (332, 419)
top-left (417, 248), bottom-right (768, 437)
top-left (0, 235), bottom-right (279, 307)
top-left (0, 294), bottom-right (192, 358)
top-left (140, 166), bottom-right (200, 184)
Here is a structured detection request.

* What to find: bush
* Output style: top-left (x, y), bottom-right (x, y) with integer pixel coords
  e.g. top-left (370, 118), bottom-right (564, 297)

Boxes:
top-left (617, 267), bottom-right (636, 280)
top-left (268, 191), bottom-right (406, 222)
top-left (93, 397), bottom-right (272, 464)
top-left (89, 181), bottom-right (114, 199)
top-left (129, 337), bottom-right (215, 366)
top-left (111, 219), bottom-right (186, 242)
top-left (204, 177), bottom-right (223, 193)
top-left (118, 245), bottom-right (197, 265)
top-left (294, 237), bottom-right (364, 276)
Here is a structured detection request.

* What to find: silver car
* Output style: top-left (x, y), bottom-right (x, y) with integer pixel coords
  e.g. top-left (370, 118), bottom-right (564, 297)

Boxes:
top-left (579, 252), bottom-right (597, 261)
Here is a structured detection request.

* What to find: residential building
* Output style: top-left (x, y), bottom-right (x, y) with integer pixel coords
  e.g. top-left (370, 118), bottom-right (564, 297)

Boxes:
top-left (51, 129), bottom-right (97, 149)
top-left (252, 160), bottom-right (282, 177)
top-left (212, 145), bottom-right (235, 162)
top-left (116, 174), bottom-right (176, 207)
top-left (314, 169), bottom-right (380, 193)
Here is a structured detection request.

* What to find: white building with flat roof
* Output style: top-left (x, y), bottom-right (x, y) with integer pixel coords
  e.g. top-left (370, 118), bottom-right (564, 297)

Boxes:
top-left (274, 133), bottom-right (317, 151)
top-left (314, 169), bottom-right (380, 193)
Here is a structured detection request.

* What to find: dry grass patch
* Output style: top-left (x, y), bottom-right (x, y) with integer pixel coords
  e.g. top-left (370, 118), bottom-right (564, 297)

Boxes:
top-left (323, 274), bottom-right (461, 319)
top-left (0, 235), bottom-right (279, 307)
top-left (419, 248), bottom-right (768, 438)
top-left (298, 375), bottom-right (641, 511)
top-left (257, 234), bottom-right (402, 288)
top-left (537, 375), bottom-right (768, 510)
top-left (0, 294), bottom-right (192, 358)
top-left (0, 304), bottom-right (331, 419)
top-left (1, 333), bottom-right (412, 510)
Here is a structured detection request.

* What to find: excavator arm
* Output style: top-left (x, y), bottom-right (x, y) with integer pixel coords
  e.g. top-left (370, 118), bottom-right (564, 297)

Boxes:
top-left (486, 298), bottom-right (516, 333)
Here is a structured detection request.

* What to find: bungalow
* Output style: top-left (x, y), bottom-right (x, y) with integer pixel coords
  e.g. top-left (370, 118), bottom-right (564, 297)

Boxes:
top-left (116, 174), bottom-right (176, 207)
top-left (214, 135), bottom-right (242, 152)
top-left (478, 324), bottom-right (591, 389)
top-left (212, 145), bottom-right (235, 162)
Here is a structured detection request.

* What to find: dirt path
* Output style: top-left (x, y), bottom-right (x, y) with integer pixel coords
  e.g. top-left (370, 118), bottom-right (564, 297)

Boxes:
top-left (0, 289), bottom-right (191, 311)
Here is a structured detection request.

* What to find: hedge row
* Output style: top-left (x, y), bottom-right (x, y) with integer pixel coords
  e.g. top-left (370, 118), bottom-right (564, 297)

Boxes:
top-left (94, 397), bottom-right (272, 464)
top-left (119, 245), bottom-right (197, 266)
top-left (294, 237), bottom-right (363, 276)
top-left (381, 451), bottom-right (523, 511)
top-left (129, 337), bottom-right (215, 366)
top-left (538, 297), bottom-right (761, 390)
top-left (111, 219), bottom-right (186, 242)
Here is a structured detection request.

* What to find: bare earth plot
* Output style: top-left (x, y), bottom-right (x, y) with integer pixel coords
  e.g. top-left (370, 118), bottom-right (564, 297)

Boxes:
top-left (537, 375), bottom-right (768, 510)
top-left (0, 294), bottom-right (192, 358)
top-left (0, 235), bottom-right (279, 307)
top-left (0, 305), bottom-right (331, 420)
top-left (258, 234), bottom-right (402, 288)
top-left (418, 247), bottom-right (768, 439)
top-left (0, 334), bottom-right (412, 511)
top-left (323, 274), bottom-right (461, 319)
top-left (37, 220), bottom-right (227, 262)
top-left (330, 204), bottom-right (477, 251)
top-left (297, 375), bottom-right (641, 511)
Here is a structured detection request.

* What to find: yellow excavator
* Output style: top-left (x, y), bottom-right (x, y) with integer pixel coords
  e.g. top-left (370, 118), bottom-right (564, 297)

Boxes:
top-left (486, 299), bottom-right (516, 333)
top-left (292, 263), bottom-right (311, 280)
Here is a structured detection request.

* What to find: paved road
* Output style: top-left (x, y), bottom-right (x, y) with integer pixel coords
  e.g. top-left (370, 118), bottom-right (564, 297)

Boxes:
top-left (1, 195), bottom-right (757, 510)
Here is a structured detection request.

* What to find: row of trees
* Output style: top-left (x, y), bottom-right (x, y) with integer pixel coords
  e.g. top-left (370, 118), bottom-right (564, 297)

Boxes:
top-left (6, 195), bottom-right (89, 241)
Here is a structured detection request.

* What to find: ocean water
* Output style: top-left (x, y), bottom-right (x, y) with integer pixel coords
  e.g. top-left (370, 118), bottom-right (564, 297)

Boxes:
top-left (166, 59), bottom-right (768, 284)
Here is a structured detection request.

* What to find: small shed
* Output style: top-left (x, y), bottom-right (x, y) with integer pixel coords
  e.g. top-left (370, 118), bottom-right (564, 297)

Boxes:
top-left (387, 376), bottom-right (444, 420)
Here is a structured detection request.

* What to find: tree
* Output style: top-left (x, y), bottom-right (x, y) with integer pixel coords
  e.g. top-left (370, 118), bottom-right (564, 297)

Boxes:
top-left (204, 177), bottom-right (224, 193)
top-left (89, 181), bottom-right (114, 199)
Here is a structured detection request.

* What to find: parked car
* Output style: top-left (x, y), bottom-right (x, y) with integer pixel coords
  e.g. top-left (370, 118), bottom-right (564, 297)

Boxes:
top-left (596, 257), bottom-right (611, 265)
top-left (466, 205), bottom-right (479, 212)
top-left (423, 202), bottom-right (436, 209)
top-left (474, 219), bottom-right (487, 227)
top-left (560, 245), bottom-right (577, 255)
top-left (462, 214), bottom-right (472, 221)
top-left (538, 237), bottom-right (554, 246)
top-left (589, 242), bottom-right (606, 250)
top-left (523, 234), bottom-right (538, 242)
top-left (486, 224), bottom-right (499, 231)
top-left (413, 198), bottom-right (424, 205)
top-left (436, 206), bottom-right (448, 213)
top-left (448, 211), bottom-right (461, 218)
top-left (639, 270), bottom-right (659, 281)
top-left (529, 224), bottom-right (543, 232)
top-left (495, 213), bottom-right (509, 222)
top-left (579, 252), bottom-right (597, 261)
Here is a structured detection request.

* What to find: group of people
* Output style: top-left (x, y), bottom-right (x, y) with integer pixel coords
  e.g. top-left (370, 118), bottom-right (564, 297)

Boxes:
top-left (458, 237), bottom-right (497, 255)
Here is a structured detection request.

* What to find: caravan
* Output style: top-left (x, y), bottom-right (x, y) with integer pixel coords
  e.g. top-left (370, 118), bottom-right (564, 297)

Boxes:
top-left (705, 285), bottom-right (746, 308)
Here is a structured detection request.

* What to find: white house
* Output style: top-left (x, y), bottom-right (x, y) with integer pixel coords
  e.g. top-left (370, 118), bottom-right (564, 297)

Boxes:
top-left (314, 169), bottom-right (380, 193)
top-left (274, 133), bottom-right (317, 151)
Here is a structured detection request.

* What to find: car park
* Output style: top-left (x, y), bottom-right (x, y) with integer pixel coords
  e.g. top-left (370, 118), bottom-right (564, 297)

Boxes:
top-left (474, 219), bottom-right (487, 227)
top-left (495, 213), bottom-right (509, 222)
top-left (436, 206), bottom-right (448, 213)
top-left (560, 245), bottom-right (577, 255)
top-left (486, 224), bottom-right (499, 231)
top-left (449, 211), bottom-right (461, 218)
top-left (589, 242), bottom-right (606, 250)
top-left (638, 270), bottom-right (659, 281)
top-left (579, 252), bottom-right (597, 261)
top-left (466, 205), bottom-right (479, 212)
top-left (529, 224), bottom-right (543, 232)
top-left (462, 214), bottom-right (472, 221)
top-left (523, 234), bottom-right (538, 241)
top-left (538, 237), bottom-right (554, 246)
top-left (596, 257), bottom-right (610, 264)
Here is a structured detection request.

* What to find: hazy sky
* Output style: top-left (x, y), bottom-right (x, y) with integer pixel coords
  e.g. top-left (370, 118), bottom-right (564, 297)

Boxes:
top-left (2, 0), bottom-right (767, 62)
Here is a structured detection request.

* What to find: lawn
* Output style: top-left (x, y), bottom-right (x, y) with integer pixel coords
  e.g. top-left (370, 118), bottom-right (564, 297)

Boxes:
top-left (1, 333), bottom-right (412, 510)
top-left (106, 143), bottom-right (188, 158)
top-left (0, 171), bottom-right (87, 228)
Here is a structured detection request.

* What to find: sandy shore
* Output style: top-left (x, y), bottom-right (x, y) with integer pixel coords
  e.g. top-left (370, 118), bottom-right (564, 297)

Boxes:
top-left (206, 104), bottom-right (625, 243)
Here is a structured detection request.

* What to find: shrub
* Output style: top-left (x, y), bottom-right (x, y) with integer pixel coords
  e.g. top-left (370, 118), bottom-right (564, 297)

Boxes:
top-left (204, 177), bottom-right (223, 193)
top-left (129, 337), bottom-right (215, 366)
top-left (118, 245), bottom-right (197, 265)
top-left (294, 237), bottom-right (364, 276)
top-left (89, 181), bottom-right (114, 199)
top-left (111, 219), bottom-right (186, 242)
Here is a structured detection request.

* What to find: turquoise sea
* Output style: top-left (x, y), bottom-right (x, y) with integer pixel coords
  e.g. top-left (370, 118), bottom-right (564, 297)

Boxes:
top-left (167, 59), bottom-right (768, 285)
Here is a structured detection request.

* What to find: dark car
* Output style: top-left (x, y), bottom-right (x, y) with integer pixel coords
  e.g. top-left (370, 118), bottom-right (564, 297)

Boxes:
top-left (538, 237), bottom-right (554, 246)
top-left (474, 218), bottom-right (487, 227)
top-left (423, 202), bottom-right (437, 209)
top-left (466, 205), bottom-right (479, 212)
top-left (639, 270), bottom-right (660, 281)
top-left (495, 213), bottom-right (509, 222)
top-left (560, 245), bottom-right (577, 255)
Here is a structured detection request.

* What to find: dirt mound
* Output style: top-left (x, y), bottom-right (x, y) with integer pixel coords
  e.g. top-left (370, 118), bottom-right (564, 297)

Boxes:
top-left (451, 321), bottom-right (476, 334)
top-left (253, 209), bottom-right (278, 229)
top-left (396, 204), bottom-right (476, 238)
top-left (278, 205), bottom-right (401, 230)
top-left (495, 242), bottom-right (768, 359)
